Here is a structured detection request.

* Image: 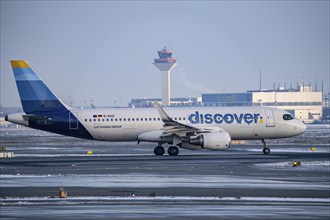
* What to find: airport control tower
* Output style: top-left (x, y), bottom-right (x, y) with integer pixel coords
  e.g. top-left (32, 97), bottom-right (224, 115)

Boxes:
top-left (153, 47), bottom-right (177, 106)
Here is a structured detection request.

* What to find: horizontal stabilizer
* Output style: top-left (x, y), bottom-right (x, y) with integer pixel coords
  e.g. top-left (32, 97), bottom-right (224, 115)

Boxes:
top-left (22, 114), bottom-right (52, 121)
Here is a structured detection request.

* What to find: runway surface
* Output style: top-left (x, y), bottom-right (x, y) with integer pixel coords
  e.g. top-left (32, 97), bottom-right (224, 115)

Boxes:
top-left (0, 126), bottom-right (329, 219)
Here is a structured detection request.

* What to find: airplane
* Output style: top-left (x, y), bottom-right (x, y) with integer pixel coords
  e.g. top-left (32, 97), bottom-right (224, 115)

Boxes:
top-left (5, 60), bottom-right (306, 156)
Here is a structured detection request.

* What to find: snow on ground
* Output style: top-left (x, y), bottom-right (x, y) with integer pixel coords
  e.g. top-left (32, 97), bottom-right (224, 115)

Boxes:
top-left (254, 160), bottom-right (330, 171)
top-left (1, 173), bottom-right (328, 189)
top-left (1, 196), bottom-right (329, 204)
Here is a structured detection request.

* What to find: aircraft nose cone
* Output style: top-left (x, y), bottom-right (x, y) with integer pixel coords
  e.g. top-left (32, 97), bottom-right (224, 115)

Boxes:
top-left (297, 122), bottom-right (307, 134)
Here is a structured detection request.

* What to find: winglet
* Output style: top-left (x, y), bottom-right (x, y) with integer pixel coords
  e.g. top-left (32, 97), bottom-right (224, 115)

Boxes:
top-left (154, 102), bottom-right (172, 123)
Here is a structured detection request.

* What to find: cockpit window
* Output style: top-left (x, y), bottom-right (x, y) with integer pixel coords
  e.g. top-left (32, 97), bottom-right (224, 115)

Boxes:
top-left (283, 114), bottom-right (294, 120)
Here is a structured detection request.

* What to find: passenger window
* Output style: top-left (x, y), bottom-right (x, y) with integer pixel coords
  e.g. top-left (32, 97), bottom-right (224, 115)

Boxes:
top-left (132, 118), bottom-right (134, 121)
top-left (136, 118), bottom-right (139, 121)
top-left (145, 118), bottom-right (148, 121)
top-left (158, 118), bottom-right (160, 121)
top-left (174, 117), bottom-right (177, 120)
top-left (111, 119), bottom-right (113, 122)
top-left (106, 119), bottom-right (109, 122)
top-left (153, 118), bottom-right (156, 121)
top-left (179, 117), bottom-right (181, 120)
top-left (89, 119), bottom-right (92, 122)
top-left (123, 118), bottom-right (126, 121)
top-left (98, 119), bottom-right (100, 122)
top-left (102, 119), bottom-right (105, 122)
top-left (93, 119), bottom-right (96, 122)
top-left (119, 118), bottom-right (122, 121)
top-left (283, 114), bottom-right (294, 120)
top-left (115, 119), bottom-right (117, 121)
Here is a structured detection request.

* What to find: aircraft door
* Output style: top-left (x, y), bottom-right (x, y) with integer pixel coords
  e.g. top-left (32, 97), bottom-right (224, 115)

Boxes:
top-left (69, 112), bottom-right (79, 129)
top-left (265, 110), bottom-right (275, 127)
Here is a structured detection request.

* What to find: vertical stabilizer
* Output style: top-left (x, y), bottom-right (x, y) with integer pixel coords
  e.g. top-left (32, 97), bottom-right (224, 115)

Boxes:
top-left (10, 60), bottom-right (67, 114)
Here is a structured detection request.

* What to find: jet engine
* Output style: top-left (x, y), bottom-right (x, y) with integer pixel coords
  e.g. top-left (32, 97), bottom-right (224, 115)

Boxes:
top-left (189, 132), bottom-right (231, 150)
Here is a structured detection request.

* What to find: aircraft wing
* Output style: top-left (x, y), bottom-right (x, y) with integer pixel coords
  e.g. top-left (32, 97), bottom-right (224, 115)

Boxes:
top-left (154, 103), bottom-right (222, 137)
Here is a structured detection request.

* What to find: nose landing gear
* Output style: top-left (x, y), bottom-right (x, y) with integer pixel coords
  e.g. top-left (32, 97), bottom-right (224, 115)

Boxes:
top-left (262, 139), bottom-right (270, 154)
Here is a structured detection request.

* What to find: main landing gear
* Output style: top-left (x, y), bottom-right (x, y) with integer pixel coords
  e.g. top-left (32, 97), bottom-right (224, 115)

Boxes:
top-left (153, 146), bottom-right (179, 156)
top-left (154, 146), bottom-right (165, 156)
top-left (262, 139), bottom-right (270, 154)
top-left (168, 146), bottom-right (179, 156)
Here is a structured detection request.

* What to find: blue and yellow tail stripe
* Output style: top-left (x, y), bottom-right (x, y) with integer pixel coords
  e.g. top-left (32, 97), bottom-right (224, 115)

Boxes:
top-left (10, 60), bottom-right (30, 68)
top-left (10, 60), bottom-right (66, 113)
top-left (11, 60), bottom-right (42, 81)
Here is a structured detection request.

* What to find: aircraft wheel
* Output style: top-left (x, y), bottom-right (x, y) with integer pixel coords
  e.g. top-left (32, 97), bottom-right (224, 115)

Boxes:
top-left (263, 147), bottom-right (270, 155)
top-left (168, 146), bottom-right (179, 156)
top-left (154, 146), bottom-right (165, 156)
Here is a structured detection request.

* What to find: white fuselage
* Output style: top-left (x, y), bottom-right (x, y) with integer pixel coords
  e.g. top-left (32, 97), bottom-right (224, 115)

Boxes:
top-left (72, 106), bottom-right (306, 142)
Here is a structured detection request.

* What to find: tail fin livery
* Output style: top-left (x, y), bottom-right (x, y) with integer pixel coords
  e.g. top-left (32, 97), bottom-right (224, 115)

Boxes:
top-left (8, 60), bottom-right (93, 140)
top-left (10, 60), bottom-right (67, 114)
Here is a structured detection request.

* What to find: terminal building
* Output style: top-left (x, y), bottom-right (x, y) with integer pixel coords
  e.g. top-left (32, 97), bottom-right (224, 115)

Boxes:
top-left (202, 85), bottom-right (323, 123)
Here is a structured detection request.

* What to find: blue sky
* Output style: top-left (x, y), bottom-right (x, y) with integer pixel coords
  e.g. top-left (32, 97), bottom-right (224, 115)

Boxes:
top-left (1, 0), bottom-right (329, 107)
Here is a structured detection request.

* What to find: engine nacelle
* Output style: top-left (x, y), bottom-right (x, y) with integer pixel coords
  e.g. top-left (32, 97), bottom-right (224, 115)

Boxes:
top-left (189, 132), bottom-right (231, 150)
top-left (137, 130), bottom-right (162, 142)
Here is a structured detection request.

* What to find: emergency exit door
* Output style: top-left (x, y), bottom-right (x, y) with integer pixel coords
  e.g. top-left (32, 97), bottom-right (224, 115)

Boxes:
top-left (265, 110), bottom-right (275, 127)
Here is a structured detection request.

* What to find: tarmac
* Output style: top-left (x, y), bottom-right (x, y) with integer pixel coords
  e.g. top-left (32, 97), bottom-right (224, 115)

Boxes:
top-left (0, 126), bottom-right (329, 219)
